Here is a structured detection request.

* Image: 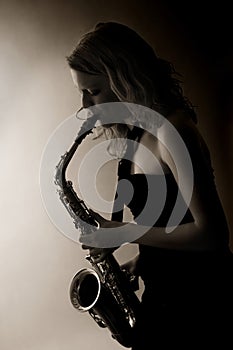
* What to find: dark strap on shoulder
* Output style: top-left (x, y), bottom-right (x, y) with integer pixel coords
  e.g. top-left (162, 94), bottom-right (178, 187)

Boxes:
top-left (111, 125), bottom-right (143, 222)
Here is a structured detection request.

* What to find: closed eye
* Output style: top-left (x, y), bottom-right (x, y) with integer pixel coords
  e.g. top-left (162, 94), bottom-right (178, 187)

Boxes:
top-left (87, 89), bottom-right (100, 96)
top-left (80, 89), bottom-right (100, 96)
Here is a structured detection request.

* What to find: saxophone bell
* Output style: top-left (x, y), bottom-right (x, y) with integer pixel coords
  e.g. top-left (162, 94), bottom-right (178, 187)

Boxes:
top-left (69, 259), bottom-right (139, 348)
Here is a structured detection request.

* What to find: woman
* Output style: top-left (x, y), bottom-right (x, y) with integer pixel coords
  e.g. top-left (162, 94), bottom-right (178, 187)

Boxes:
top-left (66, 22), bottom-right (232, 348)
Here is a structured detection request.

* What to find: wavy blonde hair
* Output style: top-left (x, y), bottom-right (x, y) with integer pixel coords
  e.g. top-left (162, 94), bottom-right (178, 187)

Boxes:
top-left (67, 22), bottom-right (197, 157)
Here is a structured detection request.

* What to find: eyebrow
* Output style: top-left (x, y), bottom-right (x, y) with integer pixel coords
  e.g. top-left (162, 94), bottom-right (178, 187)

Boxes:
top-left (77, 76), bottom-right (104, 91)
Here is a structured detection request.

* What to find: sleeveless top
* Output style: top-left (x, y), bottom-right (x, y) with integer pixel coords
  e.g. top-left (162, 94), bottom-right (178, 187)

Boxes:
top-left (125, 172), bottom-right (194, 284)
top-left (112, 126), bottom-right (232, 302)
top-left (114, 171), bottom-right (232, 306)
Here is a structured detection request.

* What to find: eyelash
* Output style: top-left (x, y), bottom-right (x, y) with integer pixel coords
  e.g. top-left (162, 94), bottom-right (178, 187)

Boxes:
top-left (87, 89), bottom-right (100, 96)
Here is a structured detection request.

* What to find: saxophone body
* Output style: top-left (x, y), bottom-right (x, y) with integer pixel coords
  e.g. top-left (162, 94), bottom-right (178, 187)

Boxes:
top-left (54, 115), bottom-right (140, 348)
top-left (70, 254), bottom-right (140, 348)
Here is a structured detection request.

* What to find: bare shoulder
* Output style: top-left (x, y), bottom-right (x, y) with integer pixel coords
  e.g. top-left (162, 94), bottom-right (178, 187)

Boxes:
top-left (159, 110), bottom-right (199, 140)
top-left (158, 110), bottom-right (208, 156)
top-left (157, 110), bottom-right (214, 181)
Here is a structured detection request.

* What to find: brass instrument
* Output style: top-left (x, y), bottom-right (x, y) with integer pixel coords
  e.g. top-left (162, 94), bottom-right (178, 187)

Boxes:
top-left (54, 114), bottom-right (140, 348)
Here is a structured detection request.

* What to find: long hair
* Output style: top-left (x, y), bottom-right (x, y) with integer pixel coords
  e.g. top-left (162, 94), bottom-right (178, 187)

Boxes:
top-left (66, 22), bottom-right (197, 157)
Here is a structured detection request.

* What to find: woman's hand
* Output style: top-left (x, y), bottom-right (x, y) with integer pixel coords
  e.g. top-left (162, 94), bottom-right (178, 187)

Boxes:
top-left (120, 255), bottom-right (140, 276)
top-left (80, 209), bottom-right (122, 263)
top-left (120, 255), bottom-right (140, 291)
top-left (81, 245), bottom-right (116, 263)
top-left (88, 209), bottom-right (111, 228)
top-left (88, 209), bottom-right (125, 229)
top-left (79, 209), bottom-right (126, 247)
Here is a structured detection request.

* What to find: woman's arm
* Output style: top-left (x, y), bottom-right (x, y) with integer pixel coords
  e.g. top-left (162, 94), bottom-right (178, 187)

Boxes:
top-left (132, 116), bottom-right (229, 251)
top-left (80, 117), bottom-right (229, 254)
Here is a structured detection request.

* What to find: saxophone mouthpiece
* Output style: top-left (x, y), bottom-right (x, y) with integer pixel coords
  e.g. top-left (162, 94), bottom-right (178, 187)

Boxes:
top-left (76, 107), bottom-right (95, 121)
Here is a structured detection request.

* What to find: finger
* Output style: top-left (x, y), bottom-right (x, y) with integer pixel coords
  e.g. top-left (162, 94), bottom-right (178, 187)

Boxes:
top-left (91, 253), bottom-right (104, 263)
top-left (81, 244), bottom-right (91, 250)
top-left (79, 234), bottom-right (94, 245)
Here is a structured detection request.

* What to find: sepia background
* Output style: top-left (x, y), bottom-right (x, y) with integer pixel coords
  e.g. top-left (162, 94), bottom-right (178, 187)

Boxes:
top-left (0, 1), bottom-right (232, 349)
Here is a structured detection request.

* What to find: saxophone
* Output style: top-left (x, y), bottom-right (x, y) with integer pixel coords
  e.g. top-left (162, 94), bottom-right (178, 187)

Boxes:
top-left (54, 114), bottom-right (140, 348)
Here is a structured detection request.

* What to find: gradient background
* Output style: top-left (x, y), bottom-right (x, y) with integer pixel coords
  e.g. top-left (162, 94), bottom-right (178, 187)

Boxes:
top-left (1, 1), bottom-right (232, 349)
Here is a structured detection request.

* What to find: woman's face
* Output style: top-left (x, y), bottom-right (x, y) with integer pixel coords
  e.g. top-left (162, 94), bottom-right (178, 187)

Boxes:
top-left (71, 69), bottom-right (119, 108)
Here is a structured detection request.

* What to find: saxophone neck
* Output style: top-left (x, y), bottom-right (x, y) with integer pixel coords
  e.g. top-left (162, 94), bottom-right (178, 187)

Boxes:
top-left (54, 117), bottom-right (96, 189)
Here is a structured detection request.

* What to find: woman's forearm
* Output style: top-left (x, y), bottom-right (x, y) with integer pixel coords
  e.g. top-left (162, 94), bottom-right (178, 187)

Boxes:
top-left (108, 220), bottom-right (223, 251)
top-left (81, 211), bottom-right (227, 252)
